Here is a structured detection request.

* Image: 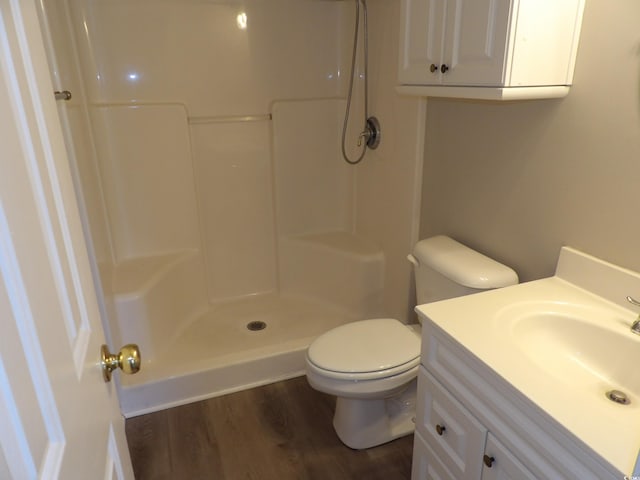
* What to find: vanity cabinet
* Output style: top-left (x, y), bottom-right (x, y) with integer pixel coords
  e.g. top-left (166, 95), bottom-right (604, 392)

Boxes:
top-left (398, 0), bottom-right (585, 100)
top-left (412, 367), bottom-right (536, 480)
top-left (412, 315), bottom-right (620, 480)
top-left (414, 367), bottom-right (484, 479)
top-left (482, 433), bottom-right (536, 480)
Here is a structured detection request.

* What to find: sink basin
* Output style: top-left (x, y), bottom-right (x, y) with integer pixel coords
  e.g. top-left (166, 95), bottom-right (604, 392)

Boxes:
top-left (497, 301), bottom-right (640, 398)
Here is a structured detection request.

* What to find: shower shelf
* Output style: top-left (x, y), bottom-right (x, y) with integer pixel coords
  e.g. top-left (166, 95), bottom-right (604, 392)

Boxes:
top-left (288, 231), bottom-right (383, 258)
top-left (279, 231), bottom-right (385, 318)
top-left (110, 249), bottom-right (208, 362)
top-left (188, 113), bottom-right (272, 125)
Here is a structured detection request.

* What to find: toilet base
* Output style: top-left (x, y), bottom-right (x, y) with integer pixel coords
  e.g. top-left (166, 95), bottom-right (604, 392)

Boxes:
top-left (332, 379), bottom-right (417, 449)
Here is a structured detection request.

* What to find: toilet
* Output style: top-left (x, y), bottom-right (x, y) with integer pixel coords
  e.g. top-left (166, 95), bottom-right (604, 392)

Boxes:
top-left (305, 235), bottom-right (518, 449)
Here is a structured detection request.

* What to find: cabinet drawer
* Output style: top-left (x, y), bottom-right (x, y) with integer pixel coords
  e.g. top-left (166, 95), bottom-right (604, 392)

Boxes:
top-left (481, 433), bottom-right (536, 480)
top-left (412, 432), bottom-right (456, 480)
top-left (416, 367), bottom-right (487, 479)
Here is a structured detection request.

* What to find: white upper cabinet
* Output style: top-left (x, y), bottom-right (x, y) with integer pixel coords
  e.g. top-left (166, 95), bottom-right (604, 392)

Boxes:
top-left (399, 0), bottom-right (446, 85)
top-left (398, 0), bottom-right (586, 100)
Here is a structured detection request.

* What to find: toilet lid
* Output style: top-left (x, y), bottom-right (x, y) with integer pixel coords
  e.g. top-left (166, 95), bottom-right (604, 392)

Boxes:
top-left (307, 318), bottom-right (420, 375)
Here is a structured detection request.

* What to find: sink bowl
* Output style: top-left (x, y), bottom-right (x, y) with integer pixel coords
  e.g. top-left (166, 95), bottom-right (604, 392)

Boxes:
top-left (497, 301), bottom-right (640, 398)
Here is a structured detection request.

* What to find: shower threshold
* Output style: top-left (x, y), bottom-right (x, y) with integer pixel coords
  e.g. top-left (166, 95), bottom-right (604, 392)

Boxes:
top-left (118, 293), bottom-right (357, 417)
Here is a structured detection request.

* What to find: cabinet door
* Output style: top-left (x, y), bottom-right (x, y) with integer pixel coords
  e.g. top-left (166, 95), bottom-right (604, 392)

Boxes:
top-left (481, 433), bottom-right (537, 480)
top-left (416, 368), bottom-right (487, 479)
top-left (441, 0), bottom-right (511, 86)
top-left (398, 0), bottom-right (446, 84)
top-left (412, 433), bottom-right (457, 480)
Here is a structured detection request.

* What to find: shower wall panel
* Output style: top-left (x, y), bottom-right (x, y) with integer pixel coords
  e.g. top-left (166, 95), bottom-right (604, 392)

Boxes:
top-left (90, 105), bottom-right (200, 262)
top-left (190, 120), bottom-right (277, 301)
top-left (69, 0), bottom-right (347, 116)
top-left (66, 0), bottom-right (353, 304)
top-left (37, 0), bottom-right (113, 267)
top-left (353, 0), bottom-right (425, 322)
top-left (272, 100), bottom-right (385, 317)
top-left (63, 105), bottom-right (113, 266)
top-left (272, 100), bottom-right (353, 236)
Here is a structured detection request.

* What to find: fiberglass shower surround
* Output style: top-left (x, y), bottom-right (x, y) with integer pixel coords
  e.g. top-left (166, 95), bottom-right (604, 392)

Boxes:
top-left (41, 0), bottom-right (396, 415)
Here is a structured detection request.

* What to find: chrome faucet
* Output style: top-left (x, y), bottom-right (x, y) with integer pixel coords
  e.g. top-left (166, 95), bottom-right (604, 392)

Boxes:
top-left (626, 296), bottom-right (640, 335)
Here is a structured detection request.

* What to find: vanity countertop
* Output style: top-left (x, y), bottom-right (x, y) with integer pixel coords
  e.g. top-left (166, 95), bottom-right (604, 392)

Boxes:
top-left (416, 247), bottom-right (640, 476)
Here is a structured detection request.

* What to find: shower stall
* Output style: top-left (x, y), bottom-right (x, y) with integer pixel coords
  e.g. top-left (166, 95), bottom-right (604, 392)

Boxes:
top-left (38, 0), bottom-right (424, 416)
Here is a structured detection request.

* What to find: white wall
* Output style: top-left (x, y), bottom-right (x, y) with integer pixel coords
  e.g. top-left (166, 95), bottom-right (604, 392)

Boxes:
top-left (420, 0), bottom-right (640, 282)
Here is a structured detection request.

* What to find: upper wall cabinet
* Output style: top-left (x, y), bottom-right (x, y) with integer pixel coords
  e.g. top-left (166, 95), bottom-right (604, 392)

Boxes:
top-left (397, 0), bottom-right (586, 100)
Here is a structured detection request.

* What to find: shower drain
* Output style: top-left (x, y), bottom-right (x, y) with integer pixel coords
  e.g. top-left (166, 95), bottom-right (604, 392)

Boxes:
top-left (605, 389), bottom-right (630, 405)
top-left (246, 320), bottom-right (267, 331)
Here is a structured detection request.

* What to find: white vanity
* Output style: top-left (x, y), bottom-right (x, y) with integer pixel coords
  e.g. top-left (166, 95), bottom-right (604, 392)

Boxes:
top-left (412, 246), bottom-right (640, 479)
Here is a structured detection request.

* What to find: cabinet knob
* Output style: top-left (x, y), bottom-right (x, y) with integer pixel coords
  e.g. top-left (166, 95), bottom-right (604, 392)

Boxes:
top-left (435, 424), bottom-right (446, 436)
top-left (483, 455), bottom-right (495, 468)
top-left (440, 64), bottom-right (449, 74)
top-left (429, 63), bottom-right (439, 73)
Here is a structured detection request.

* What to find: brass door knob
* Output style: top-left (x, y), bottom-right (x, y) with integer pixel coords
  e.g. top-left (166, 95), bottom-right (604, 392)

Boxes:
top-left (101, 344), bottom-right (141, 382)
top-left (440, 64), bottom-right (449, 74)
top-left (429, 63), bottom-right (439, 73)
top-left (435, 424), bottom-right (446, 436)
top-left (483, 454), bottom-right (495, 468)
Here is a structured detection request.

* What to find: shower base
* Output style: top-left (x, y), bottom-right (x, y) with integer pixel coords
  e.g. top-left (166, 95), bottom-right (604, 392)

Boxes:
top-left (118, 292), bottom-right (358, 417)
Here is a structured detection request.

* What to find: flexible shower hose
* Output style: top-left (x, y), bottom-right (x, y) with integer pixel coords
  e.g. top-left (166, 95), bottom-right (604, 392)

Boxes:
top-left (341, 0), bottom-right (369, 165)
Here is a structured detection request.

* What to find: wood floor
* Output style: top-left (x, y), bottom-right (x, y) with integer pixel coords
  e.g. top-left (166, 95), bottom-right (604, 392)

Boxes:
top-left (126, 376), bottom-right (414, 479)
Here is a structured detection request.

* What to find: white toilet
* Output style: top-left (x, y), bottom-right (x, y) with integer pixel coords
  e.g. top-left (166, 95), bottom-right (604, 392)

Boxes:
top-left (305, 235), bottom-right (518, 449)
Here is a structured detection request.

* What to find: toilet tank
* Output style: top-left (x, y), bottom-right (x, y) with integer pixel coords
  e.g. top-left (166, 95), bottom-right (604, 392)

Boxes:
top-left (409, 235), bottom-right (518, 304)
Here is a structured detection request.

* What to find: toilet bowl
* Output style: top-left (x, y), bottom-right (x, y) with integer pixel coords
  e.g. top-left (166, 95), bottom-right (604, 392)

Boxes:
top-left (305, 235), bottom-right (519, 450)
top-left (305, 318), bottom-right (421, 449)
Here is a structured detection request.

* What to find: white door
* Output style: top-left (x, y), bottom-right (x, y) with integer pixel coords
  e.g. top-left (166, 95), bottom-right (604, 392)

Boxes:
top-left (442, 0), bottom-right (511, 86)
top-left (0, 0), bottom-right (134, 478)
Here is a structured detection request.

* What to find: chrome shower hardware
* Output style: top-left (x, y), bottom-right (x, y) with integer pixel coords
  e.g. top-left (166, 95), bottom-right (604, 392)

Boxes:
top-left (357, 116), bottom-right (381, 149)
top-left (341, 0), bottom-right (380, 165)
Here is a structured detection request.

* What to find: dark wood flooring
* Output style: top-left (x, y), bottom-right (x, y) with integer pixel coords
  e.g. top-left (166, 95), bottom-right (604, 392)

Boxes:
top-left (125, 376), bottom-right (414, 479)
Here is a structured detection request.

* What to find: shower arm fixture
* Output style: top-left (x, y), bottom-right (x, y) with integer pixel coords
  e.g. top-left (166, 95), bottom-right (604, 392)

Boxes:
top-left (357, 117), bottom-right (381, 149)
top-left (341, 0), bottom-right (380, 165)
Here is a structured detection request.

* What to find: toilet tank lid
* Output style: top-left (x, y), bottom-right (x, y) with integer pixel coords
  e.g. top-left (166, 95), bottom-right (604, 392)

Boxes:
top-left (412, 235), bottom-right (518, 289)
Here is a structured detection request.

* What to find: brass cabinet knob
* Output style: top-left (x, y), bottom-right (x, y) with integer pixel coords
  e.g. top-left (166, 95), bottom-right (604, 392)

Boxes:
top-left (429, 63), bottom-right (439, 73)
top-left (440, 64), bottom-right (449, 74)
top-left (483, 454), bottom-right (495, 468)
top-left (101, 344), bottom-right (141, 382)
top-left (435, 424), bottom-right (446, 436)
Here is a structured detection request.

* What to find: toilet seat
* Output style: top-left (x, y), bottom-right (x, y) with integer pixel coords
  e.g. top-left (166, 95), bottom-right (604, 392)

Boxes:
top-left (306, 318), bottom-right (421, 381)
